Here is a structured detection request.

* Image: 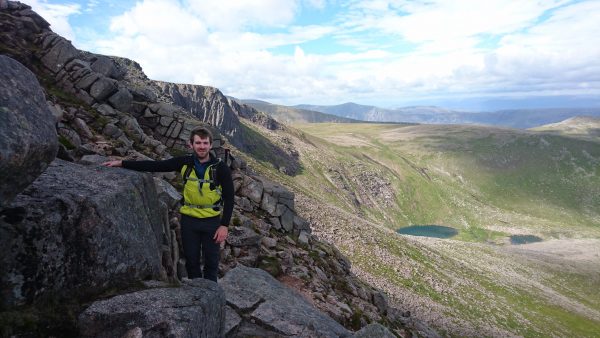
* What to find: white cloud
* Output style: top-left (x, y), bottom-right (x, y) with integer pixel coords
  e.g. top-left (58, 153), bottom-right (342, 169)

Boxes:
top-left (27, 0), bottom-right (600, 107)
top-left (324, 0), bottom-right (600, 104)
top-left (85, 0), bottom-right (99, 12)
top-left (94, 0), bottom-right (336, 98)
top-left (109, 0), bottom-right (208, 45)
top-left (185, 0), bottom-right (300, 31)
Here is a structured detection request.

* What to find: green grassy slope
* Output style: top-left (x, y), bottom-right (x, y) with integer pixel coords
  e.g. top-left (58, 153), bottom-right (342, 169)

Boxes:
top-left (293, 123), bottom-right (599, 238)
top-left (530, 116), bottom-right (600, 140)
top-left (239, 121), bottom-right (600, 337)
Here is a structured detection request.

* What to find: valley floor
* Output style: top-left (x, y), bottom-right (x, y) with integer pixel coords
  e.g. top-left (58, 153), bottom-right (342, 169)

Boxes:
top-left (295, 191), bottom-right (600, 337)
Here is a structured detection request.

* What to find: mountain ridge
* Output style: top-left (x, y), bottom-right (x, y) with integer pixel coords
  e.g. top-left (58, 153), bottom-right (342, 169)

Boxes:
top-left (292, 102), bottom-right (600, 128)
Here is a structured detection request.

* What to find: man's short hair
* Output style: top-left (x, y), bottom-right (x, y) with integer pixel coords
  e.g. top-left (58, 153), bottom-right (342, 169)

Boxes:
top-left (189, 126), bottom-right (213, 144)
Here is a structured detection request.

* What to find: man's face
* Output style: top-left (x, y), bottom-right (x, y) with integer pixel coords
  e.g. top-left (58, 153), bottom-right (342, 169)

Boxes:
top-left (190, 135), bottom-right (211, 159)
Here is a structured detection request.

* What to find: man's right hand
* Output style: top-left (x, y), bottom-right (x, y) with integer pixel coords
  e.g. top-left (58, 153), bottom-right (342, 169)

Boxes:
top-left (102, 160), bottom-right (123, 167)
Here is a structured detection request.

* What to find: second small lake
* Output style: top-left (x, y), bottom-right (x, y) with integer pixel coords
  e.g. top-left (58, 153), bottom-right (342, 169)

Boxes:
top-left (397, 225), bottom-right (458, 239)
top-left (510, 235), bottom-right (543, 245)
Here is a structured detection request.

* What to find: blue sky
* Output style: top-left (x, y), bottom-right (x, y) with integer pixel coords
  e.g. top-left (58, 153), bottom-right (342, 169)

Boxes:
top-left (23, 0), bottom-right (600, 110)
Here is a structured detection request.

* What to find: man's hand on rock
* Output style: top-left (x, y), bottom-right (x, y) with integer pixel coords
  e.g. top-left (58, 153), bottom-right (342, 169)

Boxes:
top-left (102, 160), bottom-right (123, 167)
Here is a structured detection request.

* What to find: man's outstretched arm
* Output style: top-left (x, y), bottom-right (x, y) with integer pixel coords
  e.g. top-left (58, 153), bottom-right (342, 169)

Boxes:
top-left (102, 157), bottom-right (187, 172)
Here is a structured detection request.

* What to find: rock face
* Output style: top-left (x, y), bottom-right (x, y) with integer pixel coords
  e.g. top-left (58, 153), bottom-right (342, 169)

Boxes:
top-left (79, 279), bottom-right (225, 338)
top-left (0, 159), bottom-right (164, 308)
top-left (0, 55), bottom-right (58, 209)
top-left (155, 82), bottom-right (282, 148)
top-left (220, 266), bottom-right (351, 338)
top-left (156, 82), bottom-right (240, 139)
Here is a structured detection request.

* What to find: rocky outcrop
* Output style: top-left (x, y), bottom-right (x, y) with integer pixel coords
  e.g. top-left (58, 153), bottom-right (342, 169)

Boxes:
top-left (0, 159), bottom-right (165, 308)
top-left (156, 82), bottom-right (240, 138)
top-left (0, 2), bottom-right (215, 158)
top-left (0, 55), bottom-right (58, 209)
top-left (352, 323), bottom-right (397, 338)
top-left (222, 172), bottom-right (405, 333)
top-left (155, 82), bottom-right (283, 143)
top-left (221, 266), bottom-right (350, 337)
top-left (79, 279), bottom-right (224, 338)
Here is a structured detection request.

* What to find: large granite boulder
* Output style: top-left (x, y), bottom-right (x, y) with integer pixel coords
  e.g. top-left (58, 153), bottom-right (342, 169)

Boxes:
top-left (0, 159), bottom-right (165, 308)
top-left (220, 265), bottom-right (351, 338)
top-left (0, 55), bottom-right (58, 209)
top-left (78, 279), bottom-right (225, 338)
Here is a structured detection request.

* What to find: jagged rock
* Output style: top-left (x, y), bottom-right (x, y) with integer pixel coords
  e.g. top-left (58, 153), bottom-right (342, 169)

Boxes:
top-left (89, 76), bottom-right (118, 101)
top-left (90, 55), bottom-right (125, 80)
top-left (56, 143), bottom-right (75, 162)
top-left (0, 159), bottom-right (164, 308)
top-left (121, 116), bottom-right (146, 142)
top-left (79, 142), bottom-right (106, 156)
top-left (260, 192), bottom-right (278, 215)
top-left (129, 85), bottom-right (158, 102)
top-left (293, 215), bottom-right (311, 234)
top-left (153, 177), bottom-right (181, 209)
top-left (78, 278), bottom-right (224, 338)
top-left (261, 236), bottom-right (278, 249)
top-left (103, 123), bottom-right (123, 138)
top-left (274, 203), bottom-right (287, 217)
top-left (108, 87), bottom-right (133, 112)
top-left (150, 102), bottom-right (179, 117)
top-left (372, 290), bottom-right (389, 316)
top-left (58, 125), bottom-right (82, 148)
top-left (227, 226), bottom-right (261, 247)
top-left (40, 35), bottom-right (79, 73)
top-left (78, 154), bottom-right (108, 165)
top-left (225, 305), bottom-right (242, 336)
top-left (75, 72), bottom-right (100, 90)
top-left (351, 323), bottom-right (396, 338)
top-left (73, 117), bottom-right (95, 139)
top-left (96, 103), bottom-right (117, 116)
top-left (156, 82), bottom-right (241, 140)
top-left (270, 217), bottom-right (282, 230)
top-left (18, 9), bottom-right (50, 30)
top-left (221, 266), bottom-right (351, 338)
top-left (281, 207), bottom-right (294, 232)
top-left (235, 196), bottom-right (254, 212)
top-left (298, 231), bottom-right (310, 245)
top-left (0, 55), bottom-right (58, 209)
top-left (241, 176), bottom-right (263, 203)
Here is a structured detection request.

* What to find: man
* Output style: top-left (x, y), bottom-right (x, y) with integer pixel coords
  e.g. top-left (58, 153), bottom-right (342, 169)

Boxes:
top-left (102, 127), bottom-right (234, 282)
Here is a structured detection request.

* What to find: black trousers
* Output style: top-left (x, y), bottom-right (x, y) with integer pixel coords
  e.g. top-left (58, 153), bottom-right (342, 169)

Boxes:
top-left (180, 214), bottom-right (221, 282)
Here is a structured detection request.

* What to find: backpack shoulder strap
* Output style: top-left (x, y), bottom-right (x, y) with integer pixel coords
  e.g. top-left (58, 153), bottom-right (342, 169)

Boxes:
top-left (208, 158), bottom-right (223, 188)
top-left (182, 164), bottom-right (194, 186)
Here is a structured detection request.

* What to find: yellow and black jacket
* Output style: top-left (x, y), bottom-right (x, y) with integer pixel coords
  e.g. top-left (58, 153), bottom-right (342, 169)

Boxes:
top-left (180, 159), bottom-right (222, 219)
top-left (122, 155), bottom-right (234, 226)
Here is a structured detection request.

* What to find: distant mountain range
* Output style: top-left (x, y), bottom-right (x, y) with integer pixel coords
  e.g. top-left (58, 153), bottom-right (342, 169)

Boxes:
top-left (239, 100), bottom-right (600, 129)
top-left (293, 102), bottom-right (600, 129)
top-left (237, 99), bottom-right (360, 124)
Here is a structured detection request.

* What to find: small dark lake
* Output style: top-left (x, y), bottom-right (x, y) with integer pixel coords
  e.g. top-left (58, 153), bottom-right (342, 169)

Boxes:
top-left (397, 225), bottom-right (458, 239)
top-left (510, 235), bottom-right (543, 245)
